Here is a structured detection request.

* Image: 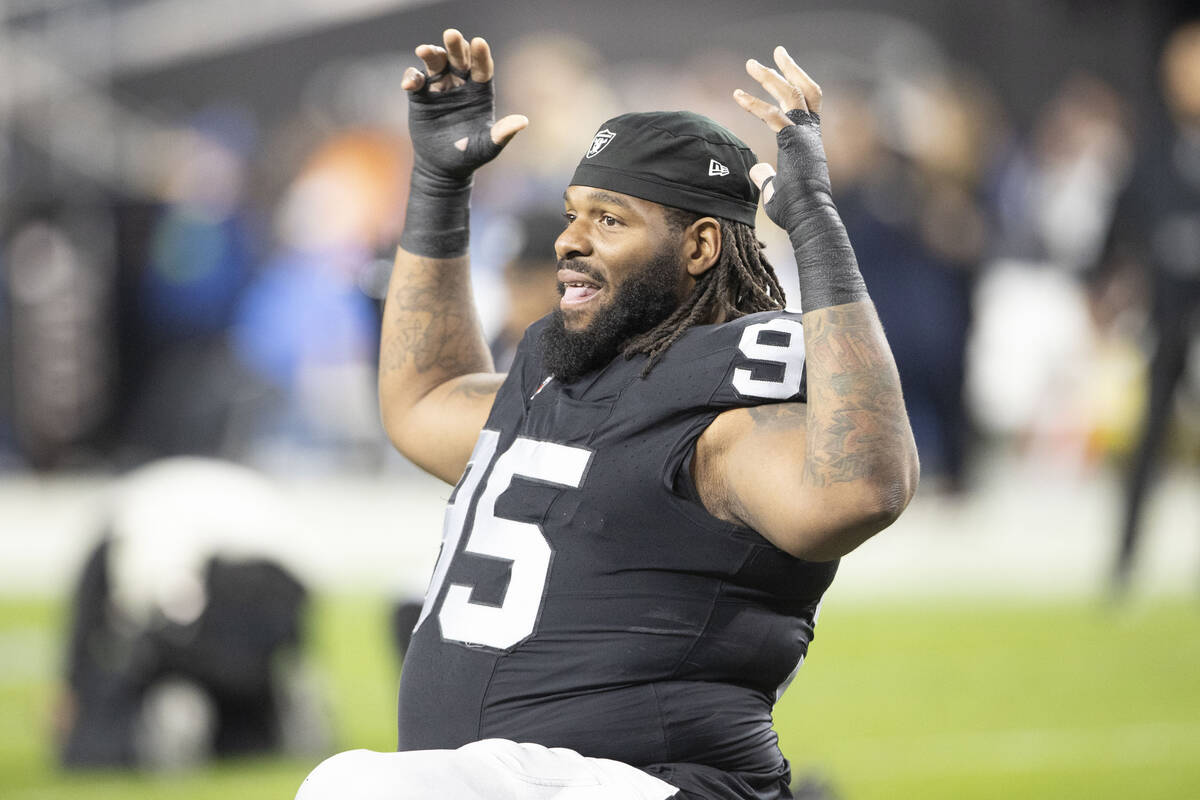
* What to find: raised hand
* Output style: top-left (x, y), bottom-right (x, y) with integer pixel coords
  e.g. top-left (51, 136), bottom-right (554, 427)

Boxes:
top-left (402, 29), bottom-right (527, 181)
top-left (733, 45), bottom-right (825, 214)
top-left (399, 28), bottom-right (526, 259)
top-left (733, 45), bottom-right (865, 314)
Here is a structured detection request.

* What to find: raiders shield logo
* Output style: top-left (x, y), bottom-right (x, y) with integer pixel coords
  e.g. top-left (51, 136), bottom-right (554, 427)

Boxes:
top-left (586, 129), bottom-right (616, 158)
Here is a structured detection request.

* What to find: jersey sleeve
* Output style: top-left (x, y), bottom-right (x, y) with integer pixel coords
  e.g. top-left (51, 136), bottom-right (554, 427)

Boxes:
top-left (706, 309), bottom-right (807, 407)
top-left (656, 309), bottom-right (808, 500)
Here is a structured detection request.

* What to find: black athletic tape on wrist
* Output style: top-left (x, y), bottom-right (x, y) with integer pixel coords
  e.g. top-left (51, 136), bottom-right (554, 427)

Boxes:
top-left (399, 79), bottom-right (503, 259)
top-left (770, 108), bottom-right (867, 313)
top-left (399, 178), bottom-right (472, 258)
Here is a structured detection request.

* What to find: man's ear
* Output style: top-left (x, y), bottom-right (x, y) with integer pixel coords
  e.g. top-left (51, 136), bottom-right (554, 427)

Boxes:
top-left (683, 217), bottom-right (722, 278)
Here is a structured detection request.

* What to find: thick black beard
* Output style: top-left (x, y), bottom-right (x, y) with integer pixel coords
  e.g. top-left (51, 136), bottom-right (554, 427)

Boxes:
top-left (539, 249), bottom-right (682, 383)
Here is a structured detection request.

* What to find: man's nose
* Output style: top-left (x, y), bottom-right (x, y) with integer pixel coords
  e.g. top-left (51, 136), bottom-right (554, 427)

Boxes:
top-left (555, 220), bottom-right (591, 261)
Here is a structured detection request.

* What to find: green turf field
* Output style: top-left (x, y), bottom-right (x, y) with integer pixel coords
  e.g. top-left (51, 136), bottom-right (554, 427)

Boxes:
top-left (2, 594), bottom-right (1197, 799)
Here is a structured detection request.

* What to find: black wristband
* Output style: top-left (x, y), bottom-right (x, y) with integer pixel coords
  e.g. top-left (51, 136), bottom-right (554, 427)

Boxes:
top-left (768, 109), bottom-right (868, 313)
top-left (399, 170), bottom-right (472, 258)
top-left (399, 79), bottom-right (505, 259)
top-left (786, 189), bottom-right (867, 314)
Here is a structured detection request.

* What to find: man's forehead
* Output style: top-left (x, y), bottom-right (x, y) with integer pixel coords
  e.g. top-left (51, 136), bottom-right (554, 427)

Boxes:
top-left (563, 186), bottom-right (651, 212)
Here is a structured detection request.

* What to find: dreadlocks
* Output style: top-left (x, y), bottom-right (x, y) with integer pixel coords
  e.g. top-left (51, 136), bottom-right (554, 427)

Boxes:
top-left (623, 208), bottom-right (787, 374)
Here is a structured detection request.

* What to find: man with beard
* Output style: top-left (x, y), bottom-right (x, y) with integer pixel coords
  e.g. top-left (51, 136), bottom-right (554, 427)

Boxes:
top-left (297, 28), bottom-right (917, 800)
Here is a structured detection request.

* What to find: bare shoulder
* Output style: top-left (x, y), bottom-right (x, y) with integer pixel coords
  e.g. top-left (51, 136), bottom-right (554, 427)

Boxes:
top-left (692, 402), bottom-right (808, 526)
top-left (743, 402), bottom-right (807, 429)
top-left (393, 372), bottom-right (507, 484)
top-left (699, 402), bottom-right (808, 451)
top-left (419, 371), bottom-right (506, 425)
top-left (441, 372), bottom-right (507, 401)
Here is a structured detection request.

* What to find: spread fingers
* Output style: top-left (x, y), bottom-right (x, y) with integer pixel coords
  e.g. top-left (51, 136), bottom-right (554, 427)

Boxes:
top-left (443, 28), bottom-right (471, 74)
top-left (401, 66), bottom-right (426, 92)
top-left (772, 46), bottom-right (822, 114)
top-left (415, 44), bottom-right (448, 77)
top-left (745, 58), bottom-right (809, 113)
top-left (733, 88), bottom-right (791, 133)
top-left (470, 36), bottom-right (494, 83)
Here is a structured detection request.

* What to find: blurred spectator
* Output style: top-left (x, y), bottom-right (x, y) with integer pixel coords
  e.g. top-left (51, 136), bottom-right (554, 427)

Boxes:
top-left (993, 75), bottom-right (1132, 272)
top-left (971, 75), bottom-right (1136, 473)
top-left (826, 78), bottom-right (995, 491)
top-left (488, 210), bottom-right (563, 372)
top-left (140, 108), bottom-right (258, 344)
top-left (121, 107), bottom-right (265, 464)
top-left (230, 131), bottom-right (407, 471)
top-left (58, 458), bottom-right (328, 768)
top-left (1111, 19), bottom-right (1200, 592)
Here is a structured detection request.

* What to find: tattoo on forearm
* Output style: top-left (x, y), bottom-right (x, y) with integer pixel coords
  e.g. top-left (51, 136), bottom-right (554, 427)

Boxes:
top-left (800, 304), bottom-right (910, 487)
top-left (380, 256), bottom-right (490, 377)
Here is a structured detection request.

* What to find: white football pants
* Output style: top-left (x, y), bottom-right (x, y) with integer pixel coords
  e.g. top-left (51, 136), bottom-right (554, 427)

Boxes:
top-left (295, 739), bottom-right (679, 800)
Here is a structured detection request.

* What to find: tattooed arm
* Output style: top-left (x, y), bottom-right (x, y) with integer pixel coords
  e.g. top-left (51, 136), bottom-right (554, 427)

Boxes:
top-left (379, 251), bottom-right (502, 483)
top-left (379, 29), bottom-right (526, 483)
top-left (692, 46), bottom-right (917, 558)
top-left (693, 301), bottom-right (918, 561)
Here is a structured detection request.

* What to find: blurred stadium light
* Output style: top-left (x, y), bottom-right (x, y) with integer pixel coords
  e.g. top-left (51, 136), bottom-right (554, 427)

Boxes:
top-left (0, 0), bottom-right (436, 192)
top-left (2, 0), bottom-right (436, 84)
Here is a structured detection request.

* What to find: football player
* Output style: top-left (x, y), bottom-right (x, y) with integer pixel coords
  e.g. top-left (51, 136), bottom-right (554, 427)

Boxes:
top-left (298, 27), bottom-right (918, 800)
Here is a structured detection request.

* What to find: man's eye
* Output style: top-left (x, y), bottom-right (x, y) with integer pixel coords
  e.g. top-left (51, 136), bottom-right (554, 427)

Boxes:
top-left (600, 214), bottom-right (619, 226)
top-left (562, 212), bottom-right (576, 225)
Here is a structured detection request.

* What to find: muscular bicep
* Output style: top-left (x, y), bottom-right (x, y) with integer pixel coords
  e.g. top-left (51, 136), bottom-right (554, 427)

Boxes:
top-left (695, 402), bottom-right (898, 561)
top-left (694, 404), bottom-right (813, 551)
top-left (384, 372), bottom-right (504, 483)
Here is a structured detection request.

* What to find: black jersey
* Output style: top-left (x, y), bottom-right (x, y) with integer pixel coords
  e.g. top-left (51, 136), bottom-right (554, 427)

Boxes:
top-left (397, 309), bottom-right (839, 800)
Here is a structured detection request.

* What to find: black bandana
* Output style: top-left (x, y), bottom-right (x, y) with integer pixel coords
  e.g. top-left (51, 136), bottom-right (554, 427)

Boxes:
top-left (569, 111), bottom-right (760, 226)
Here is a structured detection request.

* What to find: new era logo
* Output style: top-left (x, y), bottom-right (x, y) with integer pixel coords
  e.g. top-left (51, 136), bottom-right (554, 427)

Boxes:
top-left (708, 159), bottom-right (730, 177)
top-left (586, 129), bottom-right (616, 158)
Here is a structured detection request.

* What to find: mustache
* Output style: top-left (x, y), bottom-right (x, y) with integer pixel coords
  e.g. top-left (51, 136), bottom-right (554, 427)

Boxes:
top-left (556, 258), bottom-right (606, 286)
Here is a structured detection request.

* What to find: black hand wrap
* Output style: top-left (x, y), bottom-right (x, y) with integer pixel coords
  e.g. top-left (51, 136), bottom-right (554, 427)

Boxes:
top-left (765, 108), bottom-right (868, 313)
top-left (400, 78), bottom-right (506, 259)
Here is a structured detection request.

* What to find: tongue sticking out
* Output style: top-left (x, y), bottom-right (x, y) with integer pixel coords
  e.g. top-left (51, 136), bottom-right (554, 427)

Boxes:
top-left (563, 285), bottom-right (600, 303)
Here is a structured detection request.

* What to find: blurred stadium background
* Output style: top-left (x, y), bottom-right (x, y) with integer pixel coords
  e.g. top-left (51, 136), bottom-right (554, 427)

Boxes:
top-left (2, 0), bottom-right (1199, 798)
